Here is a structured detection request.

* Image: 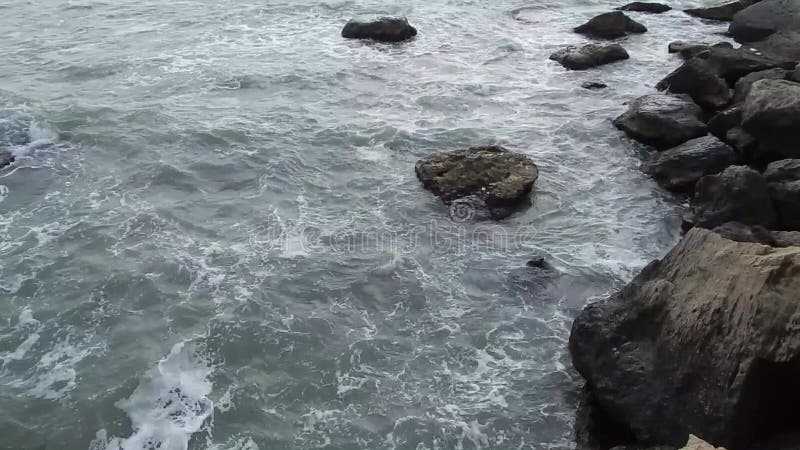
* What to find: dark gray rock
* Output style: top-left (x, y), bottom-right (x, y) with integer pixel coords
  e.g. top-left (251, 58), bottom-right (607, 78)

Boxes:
top-left (686, 165), bottom-right (776, 229)
top-left (764, 159), bottom-right (800, 230)
top-left (550, 43), bottom-right (630, 70)
top-left (617, 2), bottom-right (672, 13)
top-left (725, 126), bottom-right (757, 158)
top-left (708, 105), bottom-right (742, 139)
top-left (712, 221), bottom-right (776, 244)
top-left (747, 30), bottom-right (800, 61)
top-left (643, 135), bottom-right (739, 191)
top-left (668, 41), bottom-right (735, 60)
top-left (415, 146), bottom-right (539, 221)
top-left (742, 79), bottom-right (800, 161)
top-left (729, 0), bottom-right (800, 42)
top-left (569, 227), bottom-right (800, 449)
top-left (341, 17), bottom-right (418, 42)
top-left (685, 0), bottom-right (760, 21)
top-left (732, 67), bottom-right (788, 103)
top-left (700, 45), bottom-right (794, 84)
top-left (614, 94), bottom-right (708, 149)
top-left (0, 150), bottom-right (14, 169)
top-left (582, 81), bottom-right (609, 89)
top-left (656, 56), bottom-right (732, 110)
top-left (770, 231), bottom-right (800, 247)
top-left (574, 11), bottom-right (648, 39)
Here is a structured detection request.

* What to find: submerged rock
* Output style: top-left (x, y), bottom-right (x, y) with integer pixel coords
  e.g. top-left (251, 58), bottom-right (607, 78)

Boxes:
top-left (617, 2), bottom-right (672, 13)
top-left (764, 159), bottom-right (800, 230)
top-left (685, 0), bottom-right (759, 21)
top-left (643, 135), bottom-right (738, 192)
top-left (613, 94), bottom-right (708, 149)
top-left (656, 55), bottom-right (732, 111)
top-left (582, 81), bottom-right (609, 89)
top-left (550, 43), bottom-right (629, 70)
top-left (742, 79), bottom-right (800, 161)
top-left (574, 11), bottom-right (648, 39)
top-left (570, 227), bottom-right (800, 448)
top-left (686, 165), bottom-right (775, 229)
top-left (415, 146), bottom-right (538, 221)
top-left (0, 150), bottom-right (14, 168)
top-left (341, 17), bottom-right (418, 42)
top-left (729, 0), bottom-right (800, 42)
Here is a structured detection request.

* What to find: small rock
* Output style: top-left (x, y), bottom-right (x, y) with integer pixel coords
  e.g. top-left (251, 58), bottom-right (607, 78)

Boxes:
top-left (685, 0), bottom-right (759, 22)
top-left (582, 81), bottom-right (609, 89)
top-left (574, 11), bottom-right (648, 39)
top-left (526, 256), bottom-right (556, 271)
top-left (614, 94), bottom-right (708, 150)
top-left (764, 159), bottom-right (800, 230)
top-left (656, 54), bottom-right (732, 111)
top-left (687, 165), bottom-right (776, 229)
top-left (643, 135), bottom-right (739, 192)
top-left (0, 150), bottom-right (14, 168)
top-left (341, 17), bottom-right (417, 43)
top-left (617, 2), bottom-right (672, 13)
top-left (550, 43), bottom-right (630, 70)
top-left (415, 146), bottom-right (539, 221)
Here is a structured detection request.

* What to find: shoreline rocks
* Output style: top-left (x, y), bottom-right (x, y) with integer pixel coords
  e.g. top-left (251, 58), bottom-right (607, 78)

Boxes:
top-left (643, 135), bottom-right (738, 191)
top-left (685, 0), bottom-right (759, 22)
top-left (415, 146), bottom-right (538, 221)
top-left (685, 165), bottom-right (776, 229)
top-left (550, 43), bottom-right (630, 70)
top-left (341, 17), bottom-right (418, 42)
top-left (741, 79), bottom-right (800, 161)
top-left (570, 228), bottom-right (800, 449)
top-left (613, 94), bottom-right (708, 150)
top-left (574, 11), bottom-right (648, 39)
top-left (729, 0), bottom-right (800, 42)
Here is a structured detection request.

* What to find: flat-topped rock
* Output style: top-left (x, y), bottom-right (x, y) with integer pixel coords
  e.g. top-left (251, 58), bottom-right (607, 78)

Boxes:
top-left (617, 2), bottom-right (672, 13)
top-left (613, 94), bottom-right (708, 149)
top-left (341, 17), bottom-right (418, 42)
top-left (415, 146), bottom-right (538, 221)
top-left (550, 43), bottom-right (629, 70)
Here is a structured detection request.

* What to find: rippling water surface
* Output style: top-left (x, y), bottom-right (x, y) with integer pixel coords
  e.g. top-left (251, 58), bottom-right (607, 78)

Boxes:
top-left (0, 1), bottom-right (728, 449)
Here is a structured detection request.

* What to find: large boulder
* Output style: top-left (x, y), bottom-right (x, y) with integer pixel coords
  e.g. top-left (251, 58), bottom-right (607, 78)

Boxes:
top-left (747, 30), bottom-right (800, 61)
top-left (617, 2), bottom-right (672, 13)
top-left (732, 67), bottom-right (788, 103)
top-left (550, 43), bottom-right (630, 70)
top-left (729, 0), bottom-right (800, 42)
top-left (341, 17), bottom-right (418, 42)
top-left (614, 94), bottom-right (708, 149)
top-left (741, 79), bottom-right (800, 161)
top-left (570, 227), bottom-right (800, 449)
top-left (415, 146), bottom-right (538, 220)
top-left (685, 0), bottom-right (759, 21)
top-left (643, 136), bottom-right (738, 191)
top-left (656, 56), bottom-right (732, 110)
top-left (764, 159), bottom-right (800, 230)
top-left (668, 42), bottom-right (734, 60)
top-left (574, 11), bottom-right (648, 39)
top-left (685, 165), bottom-right (776, 229)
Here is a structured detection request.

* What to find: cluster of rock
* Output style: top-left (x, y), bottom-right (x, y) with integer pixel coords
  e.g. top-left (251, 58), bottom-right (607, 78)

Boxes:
top-left (572, 1), bottom-right (800, 449)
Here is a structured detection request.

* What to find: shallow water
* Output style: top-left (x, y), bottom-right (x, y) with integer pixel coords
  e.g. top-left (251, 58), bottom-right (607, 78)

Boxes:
top-left (0, 1), bottom-right (728, 449)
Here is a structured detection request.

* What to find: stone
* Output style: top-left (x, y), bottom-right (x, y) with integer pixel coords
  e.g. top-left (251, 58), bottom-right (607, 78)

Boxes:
top-left (582, 81), bottom-right (609, 89)
top-left (742, 79), bottom-right (800, 161)
top-left (617, 2), bottom-right (672, 13)
top-left (341, 17), bottom-right (418, 42)
top-left (550, 43), bottom-right (630, 70)
top-left (712, 221), bottom-right (776, 244)
top-left (708, 106), bottom-right (742, 139)
top-left (656, 55), bottom-right (732, 110)
top-left (570, 227), bottom-right (800, 448)
top-left (729, 0), bottom-right (800, 42)
top-left (643, 135), bottom-right (739, 191)
top-left (764, 159), bottom-right (800, 230)
top-left (415, 146), bottom-right (538, 220)
top-left (686, 165), bottom-right (776, 229)
top-left (0, 150), bottom-right (14, 168)
top-left (613, 94), bottom-right (708, 149)
top-left (574, 11), bottom-right (648, 39)
top-left (732, 67), bottom-right (788, 104)
top-left (685, 0), bottom-right (760, 21)
top-left (725, 127), bottom-right (757, 158)
top-left (747, 30), bottom-right (800, 62)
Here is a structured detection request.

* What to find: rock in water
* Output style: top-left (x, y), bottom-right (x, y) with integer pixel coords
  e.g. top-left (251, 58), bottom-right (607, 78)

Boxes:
top-left (415, 146), bottom-right (538, 221)
top-left (569, 227), bottom-right (800, 448)
top-left (742, 79), bottom-right (800, 161)
top-left (341, 17), bottom-right (417, 42)
top-left (685, 0), bottom-right (759, 21)
top-left (582, 81), bottom-right (608, 89)
top-left (764, 159), bottom-right (800, 230)
top-left (616, 2), bottom-right (672, 13)
top-left (0, 150), bottom-right (14, 168)
top-left (574, 11), bottom-right (648, 39)
top-left (686, 165), bottom-right (776, 229)
top-left (550, 43), bottom-right (629, 70)
top-left (613, 94), bottom-right (708, 149)
top-left (643, 135), bottom-right (738, 192)
top-left (729, 0), bottom-right (800, 42)
top-left (656, 55), bottom-right (732, 111)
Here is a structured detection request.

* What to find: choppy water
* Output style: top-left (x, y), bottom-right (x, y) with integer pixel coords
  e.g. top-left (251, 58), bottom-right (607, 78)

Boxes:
top-left (0, 1), bottom-right (728, 449)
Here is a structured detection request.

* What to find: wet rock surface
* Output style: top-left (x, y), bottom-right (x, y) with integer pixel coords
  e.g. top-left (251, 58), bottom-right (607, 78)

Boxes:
top-left (574, 11), bottom-right (648, 39)
top-left (613, 94), bottom-right (708, 149)
top-left (341, 17), bottom-right (418, 42)
top-left (550, 43), bottom-right (630, 70)
top-left (643, 135), bottom-right (738, 192)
